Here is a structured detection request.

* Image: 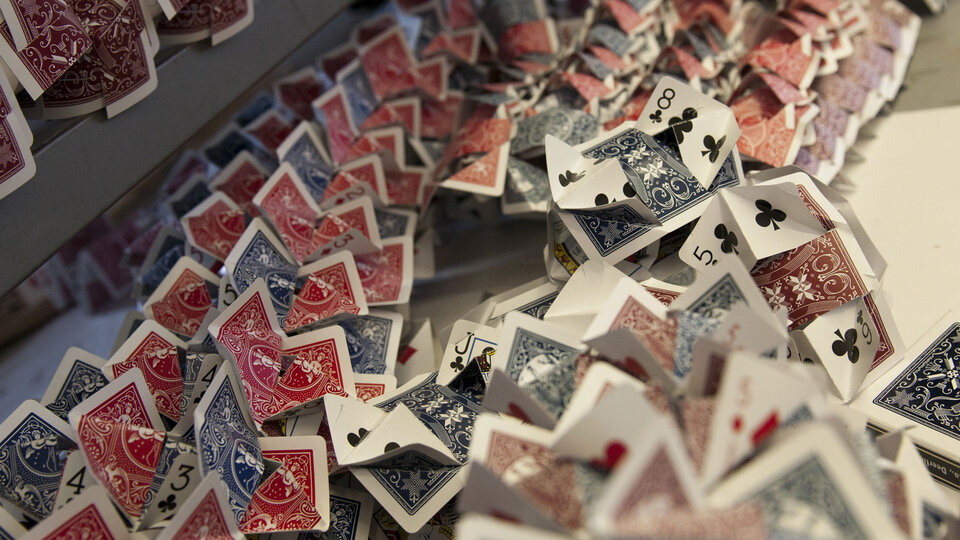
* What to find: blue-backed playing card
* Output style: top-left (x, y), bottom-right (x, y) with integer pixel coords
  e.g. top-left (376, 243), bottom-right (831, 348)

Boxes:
top-left (225, 218), bottom-right (298, 329)
top-left (193, 365), bottom-right (264, 523)
top-left (0, 401), bottom-right (74, 519)
top-left (332, 311), bottom-right (403, 376)
top-left (40, 348), bottom-right (109, 421)
top-left (277, 121), bottom-right (335, 203)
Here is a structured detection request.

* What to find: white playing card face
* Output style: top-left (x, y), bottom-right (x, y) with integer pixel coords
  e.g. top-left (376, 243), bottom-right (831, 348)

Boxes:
top-left (285, 411), bottom-right (324, 437)
top-left (322, 394), bottom-right (387, 465)
top-left (53, 450), bottom-right (97, 511)
top-left (792, 296), bottom-right (879, 402)
top-left (544, 259), bottom-right (631, 336)
top-left (139, 444), bottom-right (201, 529)
top-left (723, 184), bottom-right (825, 258)
top-left (701, 351), bottom-right (817, 487)
top-left (155, 473), bottom-right (244, 540)
top-left (678, 194), bottom-right (740, 268)
top-left (0, 503), bottom-right (25, 539)
top-left (395, 319), bottom-right (436, 386)
top-left (634, 77), bottom-right (740, 188)
top-left (437, 320), bottom-right (498, 385)
top-left (341, 403), bottom-right (458, 466)
top-left (707, 421), bottom-right (901, 539)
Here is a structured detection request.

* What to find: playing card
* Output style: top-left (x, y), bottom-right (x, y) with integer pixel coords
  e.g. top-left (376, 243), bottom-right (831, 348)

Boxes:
top-left (700, 351), bottom-right (817, 486)
top-left (253, 162), bottom-right (323, 264)
top-left (360, 96), bottom-right (422, 138)
top-left (324, 485), bottom-right (375, 540)
top-left (341, 402), bottom-right (459, 467)
top-left (465, 413), bottom-right (586, 532)
top-left (166, 173), bottom-right (213, 220)
top-left (440, 142), bottom-right (512, 197)
top-left (487, 277), bottom-right (560, 324)
top-left (437, 320), bottom-right (498, 385)
top-left (246, 435), bottom-right (330, 532)
top-left (321, 153), bottom-right (390, 209)
top-left (0, 11), bottom-right (90, 100)
top-left (104, 320), bottom-right (187, 422)
top-left (22, 485), bottom-right (129, 540)
top-left (143, 256), bottom-right (218, 338)
top-left (208, 150), bottom-right (268, 216)
top-left (322, 393), bottom-right (388, 465)
top-left (312, 84), bottom-right (357, 164)
top-left (353, 373), bottom-right (397, 402)
top-left (336, 57), bottom-right (380, 129)
top-left (634, 77), bottom-right (741, 188)
top-left (0, 499), bottom-right (26, 538)
top-left (491, 312), bottom-right (583, 419)
top-left (208, 278), bottom-right (285, 426)
top-left (270, 326), bottom-right (356, 418)
top-left (672, 257), bottom-right (778, 324)
top-left (751, 227), bottom-right (877, 329)
top-left (40, 347), bottom-right (109, 421)
top-left (354, 236), bottom-right (414, 306)
top-left (155, 472), bottom-right (244, 540)
top-left (224, 217), bottom-right (298, 327)
top-left (274, 66), bottom-right (324, 122)
top-left (678, 183), bottom-right (826, 269)
top-left (0, 61), bottom-right (34, 201)
top-left (359, 26), bottom-right (419, 100)
top-left (139, 442), bottom-right (201, 528)
top-left (285, 250), bottom-right (369, 332)
top-left (69, 401), bottom-right (166, 520)
top-left (708, 420), bottom-right (901, 538)
top-left (589, 414), bottom-right (704, 536)
top-left (395, 318), bottom-right (435, 385)
top-left (332, 310), bottom-right (403, 376)
top-left (277, 120), bottom-right (335, 203)
top-left (550, 381), bottom-right (661, 471)
top-left (180, 192), bottom-right (247, 262)
top-left (791, 296), bottom-right (880, 402)
top-left (308, 196), bottom-right (383, 261)
top-left (0, 400), bottom-right (74, 520)
top-left (374, 206), bottom-right (417, 239)
top-left (52, 449), bottom-right (96, 511)
top-left (193, 364), bottom-right (264, 522)
top-left (69, 368), bottom-right (164, 430)
top-left (544, 259), bottom-right (631, 336)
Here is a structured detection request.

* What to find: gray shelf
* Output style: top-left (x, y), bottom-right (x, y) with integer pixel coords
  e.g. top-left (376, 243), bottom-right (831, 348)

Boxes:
top-left (0, 0), bottom-right (356, 298)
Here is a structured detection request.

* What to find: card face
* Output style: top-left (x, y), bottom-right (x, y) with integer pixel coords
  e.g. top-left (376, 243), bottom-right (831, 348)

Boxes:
top-left (143, 256), bottom-right (219, 338)
top-left (105, 320), bottom-right (187, 422)
top-left (701, 351), bottom-right (816, 486)
top-left (438, 320), bottom-right (498, 385)
top-left (708, 421), bottom-right (899, 538)
top-left (181, 192), bottom-right (247, 262)
top-left (24, 485), bottom-right (129, 540)
top-left (139, 443), bottom-right (201, 528)
top-left (333, 310), bottom-right (403, 376)
top-left (155, 471), bottom-right (244, 540)
top-left (225, 218), bottom-right (298, 327)
top-left (285, 250), bottom-right (369, 332)
top-left (40, 347), bottom-right (109, 421)
top-left (792, 296), bottom-right (879, 402)
top-left (494, 312), bottom-right (584, 419)
top-left (193, 365), bottom-right (264, 522)
top-left (634, 77), bottom-right (740, 188)
top-left (270, 326), bottom-right (356, 418)
top-left (0, 400), bottom-right (74, 519)
top-left (208, 279), bottom-right (285, 426)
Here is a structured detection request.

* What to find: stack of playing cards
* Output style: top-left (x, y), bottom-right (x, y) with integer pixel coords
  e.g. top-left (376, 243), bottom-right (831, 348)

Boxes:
top-left (0, 0), bottom-right (257, 201)
top-left (1, 0), bottom-right (953, 538)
